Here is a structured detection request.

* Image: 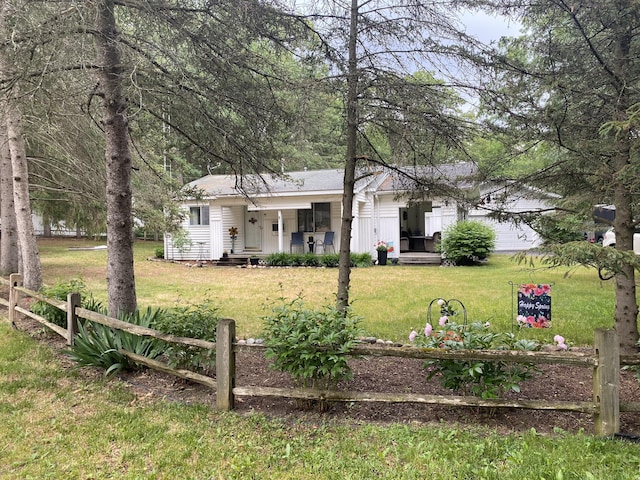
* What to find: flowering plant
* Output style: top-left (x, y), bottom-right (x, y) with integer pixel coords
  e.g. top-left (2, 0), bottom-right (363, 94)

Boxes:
top-left (374, 241), bottom-right (389, 252)
top-left (409, 318), bottom-right (539, 399)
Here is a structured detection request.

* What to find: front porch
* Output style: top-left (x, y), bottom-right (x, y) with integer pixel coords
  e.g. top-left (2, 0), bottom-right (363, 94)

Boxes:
top-left (212, 251), bottom-right (441, 266)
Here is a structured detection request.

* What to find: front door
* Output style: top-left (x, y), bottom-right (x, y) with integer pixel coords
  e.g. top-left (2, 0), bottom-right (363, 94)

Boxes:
top-left (244, 212), bottom-right (262, 251)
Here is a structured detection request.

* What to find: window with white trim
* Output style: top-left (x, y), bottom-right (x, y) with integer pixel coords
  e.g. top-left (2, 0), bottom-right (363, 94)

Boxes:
top-left (189, 206), bottom-right (210, 226)
top-left (297, 203), bottom-right (330, 232)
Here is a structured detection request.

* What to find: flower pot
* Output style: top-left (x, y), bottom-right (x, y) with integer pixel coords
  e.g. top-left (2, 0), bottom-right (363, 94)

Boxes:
top-left (249, 257), bottom-right (259, 266)
top-left (377, 250), bottom-right (388, 265)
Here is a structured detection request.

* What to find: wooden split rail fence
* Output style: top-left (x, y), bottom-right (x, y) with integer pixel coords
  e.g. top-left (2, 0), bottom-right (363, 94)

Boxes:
top-left (2, 273), bottom-right (639, 437)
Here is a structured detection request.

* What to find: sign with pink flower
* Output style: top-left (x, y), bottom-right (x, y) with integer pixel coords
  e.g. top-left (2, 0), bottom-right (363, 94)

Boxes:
top-left (516, 283), bottom-right (551, 328)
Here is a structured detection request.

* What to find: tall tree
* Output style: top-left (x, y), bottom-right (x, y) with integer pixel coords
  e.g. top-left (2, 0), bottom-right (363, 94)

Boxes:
top-left (294, 1), bottom-right (476, 310)
top-left (0, 0), bottom-right (41, 290)
top-left (479, 0), bottom-right (640, 351)
top-left (0, 112), bottom-right (18, 274)
top-left (94, 0), bottom-right (137, 316)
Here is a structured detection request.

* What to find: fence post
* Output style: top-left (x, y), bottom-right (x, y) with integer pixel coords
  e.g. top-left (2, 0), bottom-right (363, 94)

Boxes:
top-left (216, 318), bottom-right (236, 411)
top-left (593, 328), bottom-right (619, 437)
top-left (66, 292), bottom-right (81, 346)
top-left (8, 273), bottom-right (22, 327)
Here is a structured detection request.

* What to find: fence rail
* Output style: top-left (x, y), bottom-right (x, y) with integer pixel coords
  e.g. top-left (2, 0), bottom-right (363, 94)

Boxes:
top-left (1, 273), bottom-right (638, 437)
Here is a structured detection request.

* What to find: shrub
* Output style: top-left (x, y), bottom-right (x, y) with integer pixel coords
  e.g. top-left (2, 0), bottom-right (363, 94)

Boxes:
top-left (263, 298), bottom-right (363, 410)
top-left (31, 279), bottom-right (104, 328)
top-left (152, 301), bottom-right (220, 374)
top-left (350, 252), bottom-right (374, 267)
top-left (67, 307), bottom-right (164, 376)
top-left (440, 220), bottom-right (496, 265)
top-left (320, 253), bottom-right (340, 267)
top-left (154, 246), bottom-right (164, 258)
top-left (264, 252), bottom-right (290, 266)
top-left (410, 320), bottom-right (539, 399)
top-left (263, 252), bottom-right (372, 268)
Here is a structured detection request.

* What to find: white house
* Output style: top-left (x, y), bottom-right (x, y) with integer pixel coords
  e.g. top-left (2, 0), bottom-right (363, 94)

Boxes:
top-left (165, 164), bottom-right (551, 260)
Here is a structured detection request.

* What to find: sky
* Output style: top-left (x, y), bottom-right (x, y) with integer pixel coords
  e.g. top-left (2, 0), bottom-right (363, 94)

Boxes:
top-left (459, 10), bottom-right (522, 44)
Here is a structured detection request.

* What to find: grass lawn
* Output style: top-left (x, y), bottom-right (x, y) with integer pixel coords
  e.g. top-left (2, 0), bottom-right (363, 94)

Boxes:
top-left (1, 322), bottom-right (639, 479)
top-left (36, 237), bottom-right (619, 346)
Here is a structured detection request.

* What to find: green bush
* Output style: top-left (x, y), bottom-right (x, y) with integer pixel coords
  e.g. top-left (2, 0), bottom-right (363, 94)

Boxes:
top-left (67, 307), bottom-right (164, 376)
top-left (440, 220), bottom-right (496, 265)
top-left (263, 298), bottom-right (363, 410)
top-left (411, 320), bottom-right (539, 399)
top-left (31, 279), bottom-right (104, 328)
top-left (350, 252), bottom-right (374, 267)
top-left (320, 253), bottom-right (340, 267)
top-left (154, 246), bottom-right (164, 258)
top-left (152, 301), bottom-right (220, 374)
top-left (263, 252), bottom-right (372, 268)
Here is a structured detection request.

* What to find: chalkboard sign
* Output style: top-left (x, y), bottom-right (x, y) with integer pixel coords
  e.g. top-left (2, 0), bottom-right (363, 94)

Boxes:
top-left (516, 284), bottom-right (551, 328)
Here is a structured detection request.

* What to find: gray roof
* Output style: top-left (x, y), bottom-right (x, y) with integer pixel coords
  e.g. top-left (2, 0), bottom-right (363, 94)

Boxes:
top-left (188, 169), bottom-right (349, 197)
top-left (378, 163), bottom-right (479, 192)
top-left (187, 163), bottom-right (478, 198)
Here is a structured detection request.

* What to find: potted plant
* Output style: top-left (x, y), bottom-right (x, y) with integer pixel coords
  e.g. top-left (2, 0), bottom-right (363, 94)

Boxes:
top-left (374, 241), bottom-right (389, 265)
top-left (249, 255), bottom-right (259, 266)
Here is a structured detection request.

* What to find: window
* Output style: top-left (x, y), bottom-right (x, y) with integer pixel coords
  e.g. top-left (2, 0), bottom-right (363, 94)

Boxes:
top-left (297, 203), bottom-right (330, 232)
top-left (189, 206), bottom-right (210, 226)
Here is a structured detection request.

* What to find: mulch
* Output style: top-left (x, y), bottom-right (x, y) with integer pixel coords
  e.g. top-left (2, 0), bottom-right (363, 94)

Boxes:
top-left (12, 315), bottom-right (640, 436)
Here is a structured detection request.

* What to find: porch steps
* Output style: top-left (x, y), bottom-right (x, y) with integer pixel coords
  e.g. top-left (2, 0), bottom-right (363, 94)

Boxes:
top-left (214, 255), bottom-right (252, 266)
top-left (398, 253), bottom-right (441, 266)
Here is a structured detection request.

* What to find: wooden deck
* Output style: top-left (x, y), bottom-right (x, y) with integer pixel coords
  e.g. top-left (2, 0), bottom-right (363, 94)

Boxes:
top-left (397, 252), bottom-right (442, 266)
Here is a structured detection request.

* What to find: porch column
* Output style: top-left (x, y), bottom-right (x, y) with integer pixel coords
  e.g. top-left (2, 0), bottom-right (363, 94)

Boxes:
top-left (278, 210), bottom-right (284, 252)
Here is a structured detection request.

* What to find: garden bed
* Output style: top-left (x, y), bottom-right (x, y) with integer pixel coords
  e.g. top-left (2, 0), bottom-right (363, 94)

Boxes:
top-left (17, 314), bottom-right (640, 437)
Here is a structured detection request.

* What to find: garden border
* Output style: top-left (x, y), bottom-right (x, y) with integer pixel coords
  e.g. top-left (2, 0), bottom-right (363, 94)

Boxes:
top-left (2, 273), bottom-right (639, 437)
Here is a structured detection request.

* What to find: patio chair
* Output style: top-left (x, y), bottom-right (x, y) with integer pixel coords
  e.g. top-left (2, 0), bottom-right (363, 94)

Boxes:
top-left (316, 231), bottom-right (335, 253)
top-left (290, 231), bottom-right (304, 253)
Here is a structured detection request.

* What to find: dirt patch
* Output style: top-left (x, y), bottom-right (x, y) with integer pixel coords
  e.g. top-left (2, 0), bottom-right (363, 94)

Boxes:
top-left (13, 315), bottom-right (640, 436)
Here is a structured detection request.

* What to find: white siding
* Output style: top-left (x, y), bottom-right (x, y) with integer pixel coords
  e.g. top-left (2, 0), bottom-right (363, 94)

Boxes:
top-left (468, 196), bottom-right (548, 252)
top-left (376, 194), bottom-right (403, 257)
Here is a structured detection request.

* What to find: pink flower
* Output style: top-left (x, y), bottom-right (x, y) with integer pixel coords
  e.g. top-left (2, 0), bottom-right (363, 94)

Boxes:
top-left (554, 334), bottom-right (567, 350)
top-left (437, 299), bottom-right (445, 307)
top-left (516, 315), bottom-right (526, 325)
top-left (520, 284), bottom-right (535, 296)
top-left (424, 323), bottom-right (433, 337)
top-left (409, 330), bottom-right (418, 342)
top-left (439, 316), bottom-right (448, 326)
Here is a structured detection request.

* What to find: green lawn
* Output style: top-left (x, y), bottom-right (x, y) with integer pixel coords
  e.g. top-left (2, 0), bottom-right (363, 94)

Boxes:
top-left (1, 323), bottom-right (639, 479)
top-left (36, 237), bottom-right (619, 346)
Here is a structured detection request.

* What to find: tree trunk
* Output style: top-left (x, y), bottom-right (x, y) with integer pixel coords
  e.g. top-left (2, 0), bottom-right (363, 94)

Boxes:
top-left (611, 4), bottom-right (638, 354)
top-left (95, 0), bottom-right (137, 316)
top-left (0, 0), bottom-right (41, 290)
top-left (336, 0), bottom-right (359, 312)
top-left (612, 145), bottom-right (638, 354)
top-left (6, 102), bottom-right (41, 290)
top-left (0, 111), bottom-right (18, 275)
